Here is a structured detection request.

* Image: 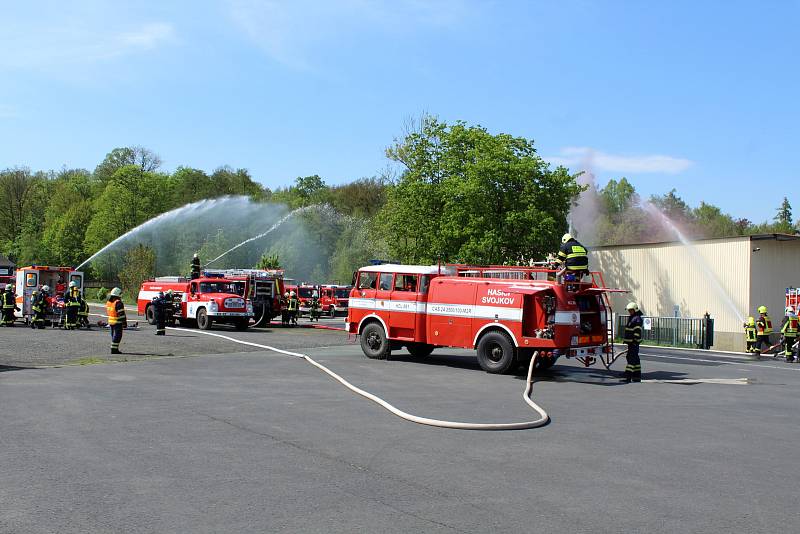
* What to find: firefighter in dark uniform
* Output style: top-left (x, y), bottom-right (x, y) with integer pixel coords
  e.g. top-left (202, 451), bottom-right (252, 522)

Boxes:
top-left (622, 301), bottom-right (644, 382)
top-left (287, 290), bottom-right (299, 326)
top-left (557, 233), bottom-right (589, 283)
top-left (164, 289), bottom-right (176, 326)
top-left (77, 291), bottom-right (90, 329)
top-left (151, 291), bottom-right (167, 336)
top-left (1, 283), bottom-right (19, 326)
top-left (63, 281), bottom-right (80, 330)
top-left (191, 253), bottom-right (201, 280)
top-left (754, 305), bottom-right (773, 356)
top-left (743, 316), bottom-right (757, 354)
top-left (780, 307), bottom-right (798, 362)
top-left (31, 286), bottom-right (49, 329)
top-left (309, 290), bottom-right (321, 322)
top-left (106, 287), bottom-right (127, 354)
top-left (280, 291), bottom-right (290, 326)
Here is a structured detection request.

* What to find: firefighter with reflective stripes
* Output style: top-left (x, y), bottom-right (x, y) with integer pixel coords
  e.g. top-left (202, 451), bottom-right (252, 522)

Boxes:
top-left (1, 283), bottom-right (19, 326)
top-left (622, 301), bottom-right (643, 382)
top-left (63, 281), bottom-right (80, 330)
top-left (30, 287), bottom-right (48, 329)
top-left (151, 291), bottom-right (167, 336)
top-left (743, 316), bottom-right (757, 353)
top-left (754, 305), bottom-right (773, 356)
top-left (780, 307), bottom-right (798, 362)
top-left (287, 290), bottom-right (299, 326)
top-left (557, 233), bottom-right (589, 282)
top-left (77, 292), bottom-right (90, 329)
top-left (106, 287), bottom-right (127, 354)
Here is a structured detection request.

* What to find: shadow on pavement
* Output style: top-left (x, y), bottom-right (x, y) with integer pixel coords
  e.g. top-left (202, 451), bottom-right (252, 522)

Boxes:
top-left (515, 365), bottom-right (690, 386)
top-left (388, 352), bottom-right (482, 371)
top-left (0, 364), bottom-right (37, 373)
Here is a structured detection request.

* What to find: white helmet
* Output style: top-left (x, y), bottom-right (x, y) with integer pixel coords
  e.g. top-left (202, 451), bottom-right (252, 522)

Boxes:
top-left (4, 283), bottom-right (11, 291)
top-left (41, 285), bottom-right (50, 292)
top-left (290, 291), bottom-right (296, 297)
top-left (110, 287), bottom-right (122, 297)
top-left (68, 281), bottom-right (77, 288)
top-left (786, 306), bottom-right (795, 315)
top-left (312, 290), bottom-right (319, 298)
top-left (626, 302), bottom-right (639, 311)
top-left (561, 233), bottom-right (573, 244)
top-left (284, 292), bottom-right (289, 298)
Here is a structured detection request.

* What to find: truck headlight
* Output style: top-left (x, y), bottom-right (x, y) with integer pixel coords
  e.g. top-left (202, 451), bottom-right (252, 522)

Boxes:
top-left (247, 302), bottom-right (253, 313)
top-left (208, 300), bottom-right (218, 312)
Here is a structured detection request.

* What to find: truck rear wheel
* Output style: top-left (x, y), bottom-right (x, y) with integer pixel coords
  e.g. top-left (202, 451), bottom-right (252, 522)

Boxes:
top-left (145, 305), bottom-right (156, 325)
top-left (360, 322), bottom-right (390, 360)
top-left (197, 308), bottom-right (212, 330)
top-left (407, 343), bottom-right (434, 358)
top-left (476, 331), bottom-right (517, 374)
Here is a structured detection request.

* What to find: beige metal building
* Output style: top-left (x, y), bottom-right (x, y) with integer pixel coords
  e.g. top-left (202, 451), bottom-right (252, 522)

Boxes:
top-left (589, 234), bottom-right (800, 351)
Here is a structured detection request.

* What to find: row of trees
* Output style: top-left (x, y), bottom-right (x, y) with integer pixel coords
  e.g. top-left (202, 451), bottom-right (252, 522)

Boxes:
top-left (1, 117), bottom-right (793, 294)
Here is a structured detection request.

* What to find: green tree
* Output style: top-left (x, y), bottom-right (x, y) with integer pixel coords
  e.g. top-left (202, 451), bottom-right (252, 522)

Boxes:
top-left (42, 200), bottom-right (94, 266)
top-left (256, 253), bottom-right (281, 270)
top-left (600, 177), bottom-right (636, 215)
top-left (118, 244), bottom-right (156, 299)
top-left (381, 116), bottom-right (581, 264)
top-left (94, 146), bottom-right (162, 182)
top-left (774, 197), bottom-right (794, 233)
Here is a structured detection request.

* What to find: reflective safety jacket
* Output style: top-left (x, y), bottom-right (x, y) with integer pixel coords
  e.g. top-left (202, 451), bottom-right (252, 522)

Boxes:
top-left (1, 290), bottom-right (16, 310)
top-left (558, 238), bottom-right (589, 271)
top-left (78, 299), bottom-right (89, 317)
top-left (106, 298), bottom-right (127, 326)
top-left (623, 311), bottom-right (644, 345)
top-left (781, 315), bottom-right (798, 336)
top-left (287, 296), bottom-right (299, 312)
top-left (744, 324), bottom-right (757, 342)
top-left (757, 314), bottom-right (773, 335)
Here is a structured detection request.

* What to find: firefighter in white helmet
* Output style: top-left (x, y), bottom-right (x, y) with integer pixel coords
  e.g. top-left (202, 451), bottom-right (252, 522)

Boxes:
top-left (1, 283), bottom-right (19, 326)
top-left (780, 306), bottom-right (798, 362)
top-left (287, 290), bottom-right (299, 326)
top-left (281, 291), bottom-right (290, 326)
top-left (622, 301), bottom-right (643, 382)
top-left (106, 287), bottom-right (127, 354)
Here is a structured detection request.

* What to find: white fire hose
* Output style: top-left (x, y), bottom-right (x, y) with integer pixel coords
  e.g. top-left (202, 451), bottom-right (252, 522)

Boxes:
top-left (169, 328), bottom-right (550, 430)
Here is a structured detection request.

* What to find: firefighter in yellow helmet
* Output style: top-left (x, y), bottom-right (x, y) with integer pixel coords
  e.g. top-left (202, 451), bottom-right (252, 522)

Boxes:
top-left (621, 301), bottom-right (643, 382)
top-left (1, 283), bottom-right (19, 326)
top-left (743, 316), bottom-right (757, 354)
top-left (753, 305), bottom-right (772, 357)
top-left (780, 306), bottom-right (798, 362)
top-left (106, 287), bottom-right (127, 354)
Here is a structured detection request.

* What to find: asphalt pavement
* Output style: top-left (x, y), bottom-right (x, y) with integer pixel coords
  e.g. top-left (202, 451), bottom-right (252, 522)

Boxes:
top-left (2, 321), bottom-right (799, 533)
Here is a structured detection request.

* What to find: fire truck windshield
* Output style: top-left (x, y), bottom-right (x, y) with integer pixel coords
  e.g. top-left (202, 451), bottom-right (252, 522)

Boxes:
top-left (198, 282), bottom-right (240, 294)
top-left (334, 288), bottom-right (350, 299)
top-left (297, 287), bottom-right (314, 298)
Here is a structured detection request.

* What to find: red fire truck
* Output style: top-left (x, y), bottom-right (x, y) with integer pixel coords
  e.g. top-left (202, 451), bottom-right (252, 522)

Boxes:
top-left (346, 264), bottom-right (621, 374)
top-left (204, 269), bottom-right (286, 327)
top-left (319, 284), bottom-right (351, 317)
top-left (138, 276), bottom-right (253, 330)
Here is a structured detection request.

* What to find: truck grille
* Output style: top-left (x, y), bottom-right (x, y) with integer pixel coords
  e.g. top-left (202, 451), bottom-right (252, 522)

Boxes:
top-left (224, 298), bottom-right (245, 309)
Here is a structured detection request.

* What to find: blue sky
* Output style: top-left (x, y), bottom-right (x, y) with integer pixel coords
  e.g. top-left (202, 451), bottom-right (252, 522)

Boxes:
top-left (1, 0), bottom-right (797, 223)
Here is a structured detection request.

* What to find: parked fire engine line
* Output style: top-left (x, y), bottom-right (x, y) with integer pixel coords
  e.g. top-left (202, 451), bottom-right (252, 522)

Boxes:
top-left (167, 326), bottom-right (550, 430)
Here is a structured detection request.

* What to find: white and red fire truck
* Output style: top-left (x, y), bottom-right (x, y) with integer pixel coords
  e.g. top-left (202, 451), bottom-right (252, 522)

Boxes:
top-left (138, 276), bottom-right (253, 330)
top-left (15, 265), bottom-right (84, 323)
top-left (319, 284), bottom-right (351, 317)
top-left (346, 264), bottom-right (622, 374)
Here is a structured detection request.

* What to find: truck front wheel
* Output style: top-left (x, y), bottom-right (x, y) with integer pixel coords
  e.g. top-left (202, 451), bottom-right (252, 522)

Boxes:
top-left (360, 322), bottom-right (390, 360)
top-left (476, 331), bottom-right (517, 374)
top-left (197, 308), bottom-right (213, 330)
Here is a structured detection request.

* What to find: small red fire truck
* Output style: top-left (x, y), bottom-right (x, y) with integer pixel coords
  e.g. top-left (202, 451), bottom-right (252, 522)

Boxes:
top-left (346, 264), bottom-right (620, 374)
top-left (319, 284), bottom-right (351, 317)
top-left (138, 276), bottom-right (253, 330)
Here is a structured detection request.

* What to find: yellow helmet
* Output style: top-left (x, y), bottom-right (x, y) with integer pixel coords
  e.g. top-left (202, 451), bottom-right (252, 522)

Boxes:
top-left (758, 305), bottom-right (767, 314)
top-left (746, 316), bottom-right (755, 326)
top-left (561, 233), bottom-right (573, 244)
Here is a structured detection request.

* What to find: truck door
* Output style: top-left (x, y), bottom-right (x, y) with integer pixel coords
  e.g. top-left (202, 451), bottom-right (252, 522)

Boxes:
top-left (388, 273), bottom-right (420, 340)
top-left (351, 271), bottom-right (378, 326)
top-left (374, 272), bottom-right (394, 326)
top-left (69, 271), bottom-right (84, 296)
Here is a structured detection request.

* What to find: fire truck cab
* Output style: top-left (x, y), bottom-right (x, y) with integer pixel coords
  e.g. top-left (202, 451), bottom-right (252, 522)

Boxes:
top-left (15, 266), bottom-right (83, 321)
top-left (204, 269), bottom-right (285, 327)
top-left (319, 284), bottom-right (351, 317)
top-left (138, 276), bottom-right (253, 330)
top-left (347, 264), bottom-right (617, 374)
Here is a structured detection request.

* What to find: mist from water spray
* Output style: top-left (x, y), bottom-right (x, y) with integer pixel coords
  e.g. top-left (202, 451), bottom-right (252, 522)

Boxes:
top-left (77, 197), bottom-right (259, 271)
top-left (644, 202), bottom-right (744, 323)
top-left (204, 204), bottom-right (323, 267)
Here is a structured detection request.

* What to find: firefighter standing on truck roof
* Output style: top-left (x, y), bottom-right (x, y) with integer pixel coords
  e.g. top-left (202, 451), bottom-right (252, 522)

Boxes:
top-left (622, 302), bottom-right (643, 383)
top-left (191, 253), bottom-right (201, 280)
top-left (151, 291), bottom-right (167, 336)
top-left (106, 287), bottom-right (127, 355)
top-left (743, 316), bottom-right (757, 354)
top-left (1, 283), bottom-right (19, 326)
top-left (557, 233), bottom-right (589, 282)
top-left (780, 307), bottom-right (798, 362)
top-left (754, 305), bottom-right (773, 356)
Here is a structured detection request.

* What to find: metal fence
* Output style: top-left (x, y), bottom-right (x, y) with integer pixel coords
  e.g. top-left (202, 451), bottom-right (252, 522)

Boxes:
top-left (615, 315), bottom-right (714, 349)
